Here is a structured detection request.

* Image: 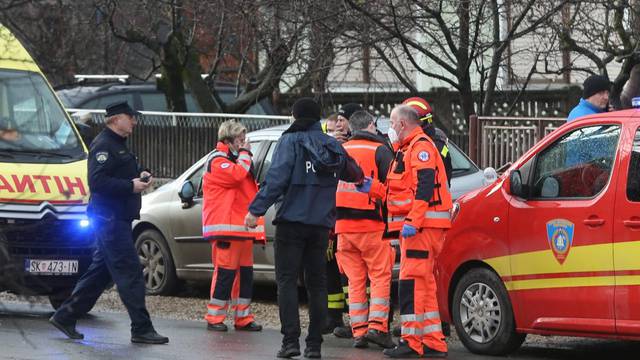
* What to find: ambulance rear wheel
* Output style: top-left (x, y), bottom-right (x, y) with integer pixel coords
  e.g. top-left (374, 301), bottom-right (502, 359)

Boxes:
top-left (452, 268), bottom-right (525, 355)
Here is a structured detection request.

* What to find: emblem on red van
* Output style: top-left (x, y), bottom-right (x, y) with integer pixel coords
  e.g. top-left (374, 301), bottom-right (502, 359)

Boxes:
top-left (546, 219), bottom-right (575, 264)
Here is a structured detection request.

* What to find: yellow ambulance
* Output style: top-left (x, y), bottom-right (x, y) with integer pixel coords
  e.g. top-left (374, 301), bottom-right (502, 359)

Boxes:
top-left (0, 24), bottom-right (93, 308)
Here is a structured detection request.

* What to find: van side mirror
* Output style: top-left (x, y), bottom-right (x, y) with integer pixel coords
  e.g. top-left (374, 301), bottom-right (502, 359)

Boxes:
top-left (509, 170), bottom-right (526, 198)
top-left (179, 180), bottom-right (195, 208)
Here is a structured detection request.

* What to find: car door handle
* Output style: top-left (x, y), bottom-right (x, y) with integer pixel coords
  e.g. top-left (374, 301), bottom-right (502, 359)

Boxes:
top-left (624, 220), bottom-right (640, 228)
top-left (583, 218), bottom-right (605, 226)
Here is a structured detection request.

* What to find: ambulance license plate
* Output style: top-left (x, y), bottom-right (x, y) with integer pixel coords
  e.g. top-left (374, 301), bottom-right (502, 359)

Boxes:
top-left (25, 259), bottom-right (79, 275)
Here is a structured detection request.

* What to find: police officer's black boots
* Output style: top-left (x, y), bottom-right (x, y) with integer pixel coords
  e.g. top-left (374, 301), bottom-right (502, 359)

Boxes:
top-left (131, 329), bottom-right (169, 344)
top-left (49, 316), bottom-right (84, 340)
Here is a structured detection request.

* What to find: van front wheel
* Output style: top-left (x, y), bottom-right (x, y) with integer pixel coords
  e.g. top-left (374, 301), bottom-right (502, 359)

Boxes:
top-left (451, 268), bottom-right (525, 355)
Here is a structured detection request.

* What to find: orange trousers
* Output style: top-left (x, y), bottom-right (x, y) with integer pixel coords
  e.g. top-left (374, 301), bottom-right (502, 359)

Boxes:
top-left (336, 231), bottom-right (393, 337)
top-left (398, 228), bottom-right (447, 355)
top-left (204, 239), bottom-right (255, 327)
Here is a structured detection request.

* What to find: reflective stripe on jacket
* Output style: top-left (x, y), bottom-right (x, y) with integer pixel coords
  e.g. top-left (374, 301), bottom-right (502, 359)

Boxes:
top-left (202, 142), bottom-right (265, 241)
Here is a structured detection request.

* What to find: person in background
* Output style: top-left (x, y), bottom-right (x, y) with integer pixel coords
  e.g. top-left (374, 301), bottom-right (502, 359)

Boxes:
top-left (49, 101), bottom-right (168, 345)
top-left (335, 110), bottom-right (395, 350)
top-left (245, 98), bottom-right (363, 359)
top-left (334, 103), bottom-right (362, 143)
top-left (202, 120), bottom-right (264, 333)
top-left (567, 75), bottom-right (611, 121)
top-left (322, 113), bottom-right (337, 135)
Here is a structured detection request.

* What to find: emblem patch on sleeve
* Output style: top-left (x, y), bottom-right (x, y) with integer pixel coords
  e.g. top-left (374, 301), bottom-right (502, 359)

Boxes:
top-left (96, 151), bottom-right (109, 164)
top-left (220, 163), bottom-right (231, 169)
top-left (417, 151), bottom-right (429, 162)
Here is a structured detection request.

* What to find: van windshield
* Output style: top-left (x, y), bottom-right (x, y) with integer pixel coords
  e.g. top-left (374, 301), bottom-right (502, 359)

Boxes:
top-left (0, 69), bottom-right (84, 161)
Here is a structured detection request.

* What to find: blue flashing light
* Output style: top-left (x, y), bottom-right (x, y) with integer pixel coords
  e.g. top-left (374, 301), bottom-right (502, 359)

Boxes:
top-left (79, 219), bottom-right (90, 228)
top-left (632, 97), bottom-right (640, 108)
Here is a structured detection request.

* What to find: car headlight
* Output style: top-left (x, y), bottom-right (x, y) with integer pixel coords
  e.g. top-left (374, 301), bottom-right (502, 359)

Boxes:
top-left (79, 219), bottom-right (90, 228)
top-left (451, 202), bottom-right (461, 223)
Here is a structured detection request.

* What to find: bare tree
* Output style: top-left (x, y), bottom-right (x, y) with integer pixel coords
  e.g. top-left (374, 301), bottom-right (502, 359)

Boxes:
top-left (539, 0), bottom-right (640, 109)
top-left (342, 0), bottom-right (572, 128)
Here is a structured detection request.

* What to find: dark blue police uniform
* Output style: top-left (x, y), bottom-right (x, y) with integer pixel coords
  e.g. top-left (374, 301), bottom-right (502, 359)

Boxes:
top-left (249, 98), bottom-right (363, 358)
top-left (50, 102), bottom-right (167, 344)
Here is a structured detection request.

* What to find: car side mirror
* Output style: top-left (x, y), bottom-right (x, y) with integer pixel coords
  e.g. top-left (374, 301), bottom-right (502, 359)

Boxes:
top-left (179, 180), bottom-right (195, 208)
top-left (509, 170), bottom-right (526, 198)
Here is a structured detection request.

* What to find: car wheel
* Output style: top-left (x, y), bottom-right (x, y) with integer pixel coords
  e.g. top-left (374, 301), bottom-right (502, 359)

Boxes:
top-left (451, 268), bottom-right (526, 355)
top-left (135, 229), bottom-right (178, 295)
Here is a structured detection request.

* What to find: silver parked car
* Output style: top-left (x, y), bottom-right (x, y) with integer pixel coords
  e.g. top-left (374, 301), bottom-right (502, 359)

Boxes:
top-left (132, 125), bottom-right (497, 294)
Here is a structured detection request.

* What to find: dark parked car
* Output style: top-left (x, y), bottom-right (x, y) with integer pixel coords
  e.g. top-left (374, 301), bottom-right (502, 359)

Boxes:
top-left (56, 82), bottom-right (276, 115)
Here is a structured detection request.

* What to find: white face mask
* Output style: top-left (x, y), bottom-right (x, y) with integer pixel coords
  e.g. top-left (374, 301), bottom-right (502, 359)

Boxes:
top-left (387, 127), bottom-right (400, 144)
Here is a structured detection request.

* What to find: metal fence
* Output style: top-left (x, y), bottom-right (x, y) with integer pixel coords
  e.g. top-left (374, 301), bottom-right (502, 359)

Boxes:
top-left (68, 109), bottom-right (291, 178)
top-left (468, 115), bottom-right (565, 169)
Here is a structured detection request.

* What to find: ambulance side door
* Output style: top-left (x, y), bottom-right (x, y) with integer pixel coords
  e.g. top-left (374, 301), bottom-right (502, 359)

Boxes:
top-left (613, 121), bottom-right (640, 336)
top-left (508, 123), bottom-right (620, 333)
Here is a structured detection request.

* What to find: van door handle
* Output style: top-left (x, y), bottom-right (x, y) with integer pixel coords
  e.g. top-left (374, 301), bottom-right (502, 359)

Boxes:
top-left (583, 218), bottom-right (605, 226)
top-left (624, 220), bottom-right (640, 228)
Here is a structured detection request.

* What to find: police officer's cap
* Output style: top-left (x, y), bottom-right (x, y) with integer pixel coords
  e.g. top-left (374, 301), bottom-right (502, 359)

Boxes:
top-left (105, 101), bottom-right (141, 117)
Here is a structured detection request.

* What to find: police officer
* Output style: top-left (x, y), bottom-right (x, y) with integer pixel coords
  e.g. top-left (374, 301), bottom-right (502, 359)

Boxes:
top-left (245, 98), bottom-right (363, 359)
top-left (50, 101), bottom-right (168, 344)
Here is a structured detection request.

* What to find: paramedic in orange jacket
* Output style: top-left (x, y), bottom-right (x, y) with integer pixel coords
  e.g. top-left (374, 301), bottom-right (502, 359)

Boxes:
top-left (202, 120), bottom-right (264, 332)
top-left (361, 105), bottom-right (452, 358)
top-left (335, 110), bottom-right (395, 349)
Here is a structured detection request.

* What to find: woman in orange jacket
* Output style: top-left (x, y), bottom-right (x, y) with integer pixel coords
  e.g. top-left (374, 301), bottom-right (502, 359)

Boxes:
top-left (202, 120), bottom-right (264, 332)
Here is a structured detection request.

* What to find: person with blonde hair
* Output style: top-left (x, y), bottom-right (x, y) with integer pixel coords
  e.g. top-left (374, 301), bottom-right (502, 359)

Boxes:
top-left (202, 119), bottom-right (264, 332)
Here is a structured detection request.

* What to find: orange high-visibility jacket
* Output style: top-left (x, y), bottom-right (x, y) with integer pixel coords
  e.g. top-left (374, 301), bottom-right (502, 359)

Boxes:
top-left (202, 142), bottom-right (265, 242)
top-left (335, 136), bottom-right (390, 233)
top-left (370, 127), bottom-right (452, 230)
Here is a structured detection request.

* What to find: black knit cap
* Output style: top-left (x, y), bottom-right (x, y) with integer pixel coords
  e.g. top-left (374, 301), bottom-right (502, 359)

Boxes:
top-left (583, 75), bottom-right (611, 99)
top-left (292, 97), bottom-right (321, 122)
top-left (338, 103), bottom-right (363, 120)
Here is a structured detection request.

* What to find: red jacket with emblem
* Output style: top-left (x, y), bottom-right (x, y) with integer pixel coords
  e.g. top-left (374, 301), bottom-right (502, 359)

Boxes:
top-left (370, 127), bottom-right (452, 230)
top-left (202, 142), bottom-right (265, 242)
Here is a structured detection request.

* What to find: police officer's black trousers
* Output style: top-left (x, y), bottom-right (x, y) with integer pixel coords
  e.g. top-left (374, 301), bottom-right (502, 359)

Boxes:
top-left (274, 222), bottom-right (329, 350)
top-left (52, 216), bottom-right (153, 335)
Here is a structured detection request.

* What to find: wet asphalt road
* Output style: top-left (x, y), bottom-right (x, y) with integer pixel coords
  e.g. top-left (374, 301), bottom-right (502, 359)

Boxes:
top-left (1, 302), bottom-right (639, 360)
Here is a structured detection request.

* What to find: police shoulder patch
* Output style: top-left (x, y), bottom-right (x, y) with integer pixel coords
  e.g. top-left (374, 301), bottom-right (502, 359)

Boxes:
top-left (220, 162), bottom-right (231, 169)
top-left (96, 151), bottom-right (109, 164)
top-left (417, 150), bottom-right (429, 162)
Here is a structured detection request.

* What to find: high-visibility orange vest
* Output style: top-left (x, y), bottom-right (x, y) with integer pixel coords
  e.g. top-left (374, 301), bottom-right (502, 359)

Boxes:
top-left (202, 142), bottom-right (265, 242)
top-left (385, 127), bottom-right (452, 231)
top-left (335, 138), bottom-right (386, 233)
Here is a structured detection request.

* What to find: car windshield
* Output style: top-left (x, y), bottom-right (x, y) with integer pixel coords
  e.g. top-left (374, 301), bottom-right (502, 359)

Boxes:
top-left (449, 142), bottom-right (478, 174)
top-left (0, 69), bottom-right (83, 158)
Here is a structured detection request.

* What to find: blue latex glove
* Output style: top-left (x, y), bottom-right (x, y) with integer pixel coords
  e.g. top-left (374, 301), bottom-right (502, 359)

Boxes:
top-left (356, 176), bottom-right (372, 193)
top-left (401, 224), bottom-right (417, 238)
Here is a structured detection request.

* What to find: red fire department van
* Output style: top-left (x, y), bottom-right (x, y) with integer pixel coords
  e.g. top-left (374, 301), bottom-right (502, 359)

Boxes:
top-left (436, 108), bottom-right (640, 355)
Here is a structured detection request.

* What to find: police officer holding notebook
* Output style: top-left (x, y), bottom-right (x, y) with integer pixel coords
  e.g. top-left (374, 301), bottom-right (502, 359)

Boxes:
top-left (50, 101), bottom-right (168, 345)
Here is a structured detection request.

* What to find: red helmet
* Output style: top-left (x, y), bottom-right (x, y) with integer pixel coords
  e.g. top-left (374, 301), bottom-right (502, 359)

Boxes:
top-left (402, 97), bottom-right (433, 123)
